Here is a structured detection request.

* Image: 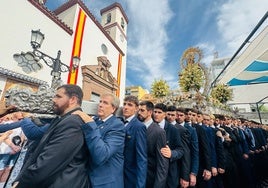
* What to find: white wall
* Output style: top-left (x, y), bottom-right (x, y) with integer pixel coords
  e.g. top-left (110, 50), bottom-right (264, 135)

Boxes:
top-left (0, 1), bottom-right (127, 102)
top-left (0, 0), bottom-right (72, 84)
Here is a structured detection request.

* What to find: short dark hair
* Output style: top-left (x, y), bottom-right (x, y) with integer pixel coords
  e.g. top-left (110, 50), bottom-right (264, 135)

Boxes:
top-left (139, 101), bottom-right (154, 111)
top-left (154, 103), bottom-right (167, 112)
top-left (186, 108), bottom-right (198, 114)
top-left (57, 84), bottom-right (83, 105)
top-left (124, 95), bottom-right (139, 106)
top-left (166, 105), bottom-right (177, 112)
top-left (214, 114), bottom-right (225, 120)
top-left (185, 108), bottom-right (193, 114)
top-left (239, 118), bottom-right (247, 124)
top-left (197, 110), bottom-right (203, 115)
top-left (177, 107), bottom-right (187, 115)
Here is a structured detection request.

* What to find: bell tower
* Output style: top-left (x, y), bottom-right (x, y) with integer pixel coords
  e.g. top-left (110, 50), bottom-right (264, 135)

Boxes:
top-left (100, 3), bottom-right (128, 52)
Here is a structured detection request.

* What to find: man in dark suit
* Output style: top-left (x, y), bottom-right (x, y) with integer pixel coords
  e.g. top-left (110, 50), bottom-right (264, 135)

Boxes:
top-left (166, 105), bottom-right (190, 188)
top-left (212, 114), bottom-right (226, 175)
top-left (138, 101), bottom-right (169, 188)
top-left (180, 107), bottom-right (199, 187)
top-left (202, 113), bottom-right (218, 188)
top-left (213, 115), bottom-right (238, 188)
top-left (73, 93), bottom-right (125, 188)
top-left (222, 116), bottom-right (242, 188)
top-left (209, 114), bottom-right (225, 188)
top-left (14, 84), bottom-right (90, 188)
top-left (154, 103), bottom-right (184, 188)
top-left (122, 95), bottom-right (147, 188)
top-left (190, 109), bottom-right (212, 188)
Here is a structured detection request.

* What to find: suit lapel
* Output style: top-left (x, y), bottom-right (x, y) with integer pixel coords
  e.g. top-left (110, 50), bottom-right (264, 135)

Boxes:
top-left (147, 122), bottom-right (153, 133)
top-left (164, 121), bottom-right (170, 145)
top-left (164, 121), bottom-right (168, 131)
top-left (98, 115), bottom-right (116, 131)
top-left (125, 117), bottom-right (135, 129)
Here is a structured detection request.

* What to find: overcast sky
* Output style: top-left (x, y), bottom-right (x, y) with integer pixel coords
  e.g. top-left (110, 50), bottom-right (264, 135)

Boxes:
top-left (47, 0), bottom-right (268, 91)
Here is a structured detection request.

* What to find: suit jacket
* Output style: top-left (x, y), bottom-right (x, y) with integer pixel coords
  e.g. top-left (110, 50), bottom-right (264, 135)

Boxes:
top-left (124, 117), bottom-right (147, 188)
top-left (213, 127), bottom-right (226, 169)
top-left (82, 115), bottom-right (125, 188)
top-left (192, 123), bottom-right (211, 172)
top-left (16, 108), bottom-right (90, 188)
top-left (244, 127), bottom-right (255, 150)
top-left (221, 126), bottom-right (238, 171)
top-left (223, 126), bottom-right (241, 164)
top-left (237, 128), bottom-right (250, 154)
top-left (204, 126), bottom-right (217, 168)
top-left (174, 123), bottom-right (191, 181)
top-left (250, 128), bottom-right (265, 150)
top-left (164, 121), bottom-right (184, 188)
top-left (184, 122), bottom-right (199, 175)
top-left (192, 124), bottom-right (212, 188)
top-left (146, 122), bottom-right (169, 188)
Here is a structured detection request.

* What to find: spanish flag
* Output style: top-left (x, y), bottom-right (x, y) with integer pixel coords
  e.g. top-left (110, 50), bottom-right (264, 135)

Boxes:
top-left (68, 9), bottom-right (86, 84)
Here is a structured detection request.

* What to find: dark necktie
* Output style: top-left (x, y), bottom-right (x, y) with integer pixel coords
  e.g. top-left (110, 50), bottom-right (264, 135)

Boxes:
top-left (118, 116), bottom-right (128, 125)
top-left (95, 119), bottom-right (104, 126)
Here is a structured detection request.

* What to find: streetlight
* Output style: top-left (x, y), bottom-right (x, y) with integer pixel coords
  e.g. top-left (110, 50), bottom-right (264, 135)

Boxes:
top-left (13, 29), bottom-right (80, 89)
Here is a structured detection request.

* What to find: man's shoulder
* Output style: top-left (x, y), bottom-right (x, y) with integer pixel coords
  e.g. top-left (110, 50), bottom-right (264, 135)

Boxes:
top-left (184, 123), bottom-right (193, 129)
top-left (129, 117), bottom-right (145, 128)
top-left (166, 122), bottom-right (177, 130)
top-left (149, 122), bottom-right (165, 133)
top-left (166, 123), bottom-right (181, 137)
top-left (174, 123), bottom-right (188, 132)
top-left (59, 114), bottom-right (84, 127)
top-left (106, 115), bottom-right (124, 128)
top-left (44, 115), bottom-right (84, 139)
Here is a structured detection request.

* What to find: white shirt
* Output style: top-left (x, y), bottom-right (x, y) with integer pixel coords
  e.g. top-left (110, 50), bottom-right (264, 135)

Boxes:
top-left (144, 118), bottom-right (153, 129)
top-left (158, 119), bottom-right (165, 129)
top-left (102, 114), bottom-right (113, 122)
top-left (170, 121), bottom-right (176, 125)
top-left (124, 114), bottom-right (135, 126)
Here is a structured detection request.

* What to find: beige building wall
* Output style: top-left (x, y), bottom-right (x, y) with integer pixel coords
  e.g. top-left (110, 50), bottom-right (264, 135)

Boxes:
top-left (126, 86), bottom-right (148, 100)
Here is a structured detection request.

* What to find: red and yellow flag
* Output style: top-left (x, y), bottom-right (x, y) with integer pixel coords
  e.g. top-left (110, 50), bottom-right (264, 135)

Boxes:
top-left (68, 9), bottom-right (86, 84)
top-left (116, 53), bottom-right (123, 97)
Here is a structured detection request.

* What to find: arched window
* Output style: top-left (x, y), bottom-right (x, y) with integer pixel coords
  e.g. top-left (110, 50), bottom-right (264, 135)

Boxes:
top-left (101, 44), bottom-right (108, 55)
top-left (106, 13), bottom-right (111, 24)
top-left (121, 18), bottom-right (125, 30)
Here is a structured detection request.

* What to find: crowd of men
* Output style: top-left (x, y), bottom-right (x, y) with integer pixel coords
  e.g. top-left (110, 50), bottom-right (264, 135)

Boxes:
top-left (0, 84), bottom-right (268, 188)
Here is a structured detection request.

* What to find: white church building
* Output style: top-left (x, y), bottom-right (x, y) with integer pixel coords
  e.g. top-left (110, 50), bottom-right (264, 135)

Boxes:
top-left (0, 0), bottom-right (128, 104)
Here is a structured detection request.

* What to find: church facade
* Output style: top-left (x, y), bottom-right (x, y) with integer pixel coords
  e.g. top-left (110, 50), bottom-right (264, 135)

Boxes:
top-left (0, 0), bottom-right (128, 104)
